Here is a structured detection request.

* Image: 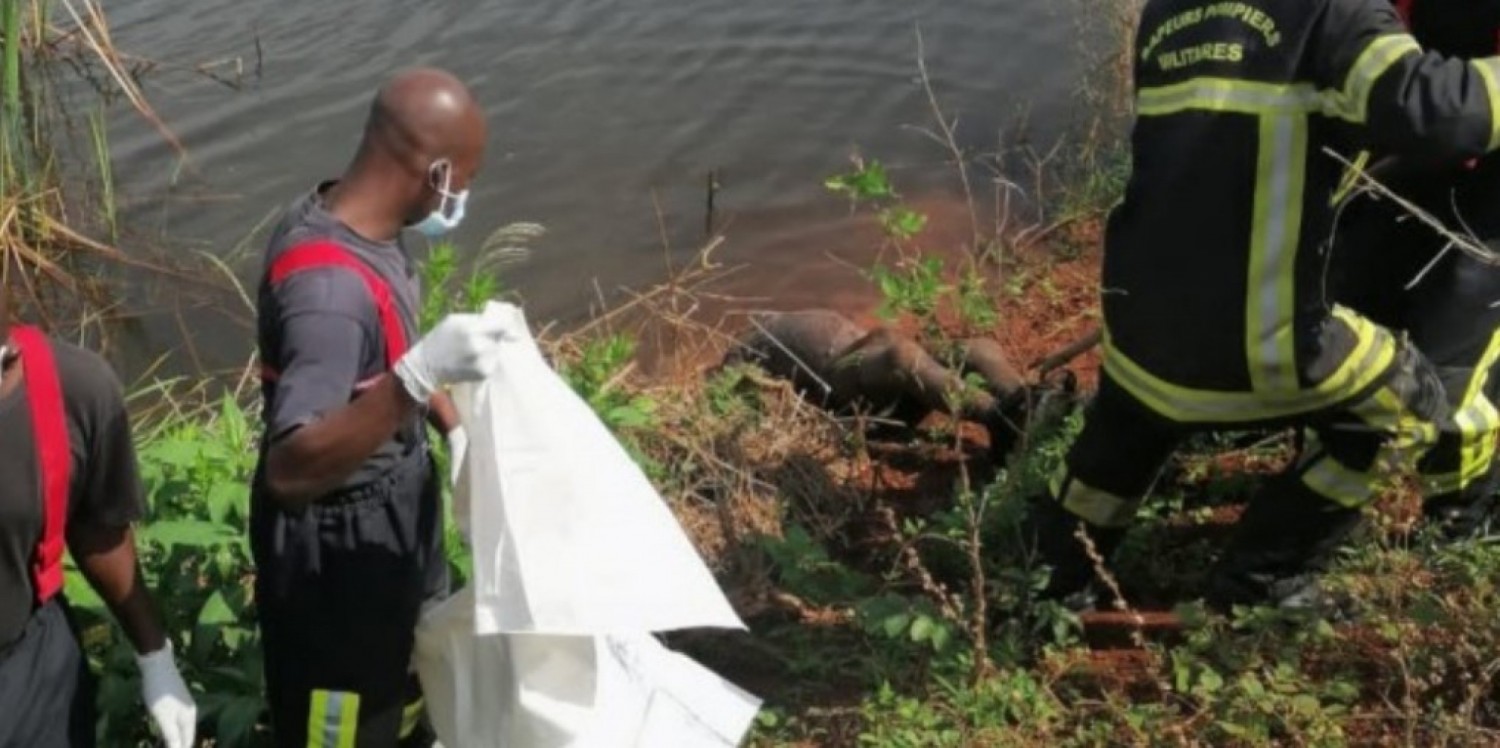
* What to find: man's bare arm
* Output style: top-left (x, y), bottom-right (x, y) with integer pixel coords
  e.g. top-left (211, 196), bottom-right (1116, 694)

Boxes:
top-left (427, 390), bottom-right (460, 435)
top-left (265, 375), bottom-right (418, 509)
top-left (70, 523), bottom-right (167, 655)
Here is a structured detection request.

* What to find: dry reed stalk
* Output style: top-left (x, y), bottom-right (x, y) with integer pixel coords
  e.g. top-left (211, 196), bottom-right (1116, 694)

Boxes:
top-left (56, 0), bottom-right (186, 159)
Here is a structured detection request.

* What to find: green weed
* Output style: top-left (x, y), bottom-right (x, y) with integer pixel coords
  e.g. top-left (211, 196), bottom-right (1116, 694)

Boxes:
top-left (69, 396), bottom-right (263, 747)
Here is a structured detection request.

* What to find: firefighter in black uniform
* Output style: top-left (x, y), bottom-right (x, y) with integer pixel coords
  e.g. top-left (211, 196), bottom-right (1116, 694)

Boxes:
top-left (1026, 0), bottom-right (1500, 611)
top-left (1333, 0), bottom-right (1500, 541)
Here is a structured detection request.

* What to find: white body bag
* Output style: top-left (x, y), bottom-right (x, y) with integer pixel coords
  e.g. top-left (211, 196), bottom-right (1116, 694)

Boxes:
top-left (413, 302), bottom-right (759, 747)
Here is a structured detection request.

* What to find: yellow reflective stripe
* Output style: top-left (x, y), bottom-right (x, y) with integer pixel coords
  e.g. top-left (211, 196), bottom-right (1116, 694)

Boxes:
top-left (308, 691), bottom-right (329, 748)
top-left (1458, 327), bottom-right (1500, 433)
top-left (1058, 478), bottom-right (1137, 528)
top-left (1423, 420), bottom-right (1495, 495)
top-left (1301, 451), bottom-right (1376, 508)
top-left (1246, 114), bottom-right (1306, 392)
top-left (1427, 328), bottom-right (1500, 495)
top-left (1102, 309), bottom-right (1395, 423)
top-left (1324, 35), bottom-right (1420, 124)
top-left (308, 690), bottom-right (360, 748)
top-left (1423, 425), bottom-right (1495, 496)
top-left (1137, 37), bottom-right (1416, 123)
top-left (399, 697), bottom-right (425, 739)
top-left (1470, 58), bottom-right (1500, 151)
top-left (1348, 385), bottom-right (1437, 457)
top-left (1137, 78), bottom-right (1321, 116)
top-left (337, 693), bottom-right (360, 748)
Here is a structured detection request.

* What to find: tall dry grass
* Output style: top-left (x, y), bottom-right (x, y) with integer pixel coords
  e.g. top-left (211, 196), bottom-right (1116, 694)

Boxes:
top-left (1, 0), bottom-right (188, 335)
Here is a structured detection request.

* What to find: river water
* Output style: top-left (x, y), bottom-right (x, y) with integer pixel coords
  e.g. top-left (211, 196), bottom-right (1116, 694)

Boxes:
top-left (89, 0), bottom-right (1094, 375)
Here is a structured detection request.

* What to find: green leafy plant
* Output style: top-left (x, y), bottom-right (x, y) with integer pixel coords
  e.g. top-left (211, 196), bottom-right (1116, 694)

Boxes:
top-left (824, 158), bottom-right (897, 202)
top-left (870, 257), bottom-right (947, 323)
top-left (559, 334), bottom-right (659, 435)
top-left (758, 524), bottom-right (874, 605)
top-left (825, 158), bottom-right (927, 248)
top-left (856, 593), bottom-right (956, 656)
top-left (879, 207), bottom-right (928, 242)
top-left (69, 396), bottom-right (263, 747)
top-left (419, 241), bottom-right (503, 332)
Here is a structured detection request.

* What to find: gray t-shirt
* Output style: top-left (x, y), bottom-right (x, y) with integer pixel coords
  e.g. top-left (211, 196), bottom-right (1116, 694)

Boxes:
top-left (0, 338), bottom-right (144, 647)
top-left (256, 184), bottom-right (425, 490)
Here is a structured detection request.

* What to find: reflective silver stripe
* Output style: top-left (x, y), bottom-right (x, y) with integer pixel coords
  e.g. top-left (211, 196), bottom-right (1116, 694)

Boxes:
top-left (1248, 114), bottom-right (1303, 391)
top-left (1137, 78), bottom-right (1321, 116)
top-left (1137, 35), bottom-right (1417, 124)
top-left (323, 693), bottom-right (343, 748)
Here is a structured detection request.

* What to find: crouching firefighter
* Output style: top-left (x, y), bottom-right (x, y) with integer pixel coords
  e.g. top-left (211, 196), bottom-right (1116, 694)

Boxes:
top-left (251, 68), bottom-right (510, 748)
top-left (1024, 0), bottom-right (1500, 613)
top-left (1331, 0), bottom-right (1500, 541)
top-left (0, 287), bottom-right (196, 747)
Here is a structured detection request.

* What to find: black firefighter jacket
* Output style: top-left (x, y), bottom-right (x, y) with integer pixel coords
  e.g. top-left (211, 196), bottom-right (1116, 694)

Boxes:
top-left (1102, 0), bottom-right (1500, 425)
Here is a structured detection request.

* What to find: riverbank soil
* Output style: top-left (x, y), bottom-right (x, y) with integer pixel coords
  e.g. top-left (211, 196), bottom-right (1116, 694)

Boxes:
top-left (633, 206), bottom-right (1500, 744)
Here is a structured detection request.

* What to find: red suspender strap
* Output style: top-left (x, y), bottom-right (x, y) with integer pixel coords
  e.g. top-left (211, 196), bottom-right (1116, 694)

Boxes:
top-left (259, 240), bottom-right (409, 382)
top-left (13, 326), bottom-right (70, 605)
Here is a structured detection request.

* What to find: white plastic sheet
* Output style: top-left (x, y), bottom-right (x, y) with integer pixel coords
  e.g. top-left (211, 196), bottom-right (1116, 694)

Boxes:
top-left (415, 588), bottom-right (761, 748)
top-left (415, 302), bottom-right (760, 747)
top-left (452, 302), bottom-right (744, 636)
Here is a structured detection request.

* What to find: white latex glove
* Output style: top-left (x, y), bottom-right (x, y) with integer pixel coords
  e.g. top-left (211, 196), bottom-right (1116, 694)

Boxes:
top-left (446, 424), bottom-right (468, 488)
top-left (137, 641), bottom-right (196, 748)
top-left (394, 312), bottom-right (512, 404)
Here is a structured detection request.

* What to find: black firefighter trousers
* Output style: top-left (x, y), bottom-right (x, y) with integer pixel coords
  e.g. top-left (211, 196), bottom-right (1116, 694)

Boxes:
top-left (252, 449), bottom-right (449, 748)
top-left (1336, 178), bottom-right (1500, 536)
top-left (1039, 339), bottom-right (1448, 608)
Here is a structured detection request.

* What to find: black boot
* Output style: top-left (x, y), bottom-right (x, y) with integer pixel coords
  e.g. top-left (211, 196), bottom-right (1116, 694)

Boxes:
top-left (1205, 476), bottom-right (1364, 614)
top-left (1021, 496), bottom-right (1125, 612)
top-left (1423, 474), bottom-right (1500, 543)
top-left (1424, 495), bottom-right (1499, 543)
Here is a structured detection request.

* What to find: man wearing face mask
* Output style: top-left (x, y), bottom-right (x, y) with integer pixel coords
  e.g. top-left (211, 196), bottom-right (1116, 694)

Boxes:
top-left (251, 67), bottom-right (503, 747)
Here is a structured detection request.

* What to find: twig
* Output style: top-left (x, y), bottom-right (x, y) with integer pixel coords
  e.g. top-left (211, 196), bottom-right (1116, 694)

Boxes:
top-left (705, 169), bottom-right (720, 239)
top-left (1404, 241), bottom-right (1454, 291)
top-left (914, 25), bottom-right (981, 254)
top-left (253, 31), bottom-right (264, 81)
top-left (745, 315), bottom-right (835, 399)
top-left (1034, 327), bottom-right (1102, 375)
top-left (57, 0), bottom-right (187, 159)
top-left (1325, 148), bottom-right (1500, 266)
top-left (572, 237), bottom-right (725, 337)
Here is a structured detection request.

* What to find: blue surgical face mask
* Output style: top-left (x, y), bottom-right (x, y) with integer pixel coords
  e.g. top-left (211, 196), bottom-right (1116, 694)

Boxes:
top-left (412, 159), bottom-right (469, 238)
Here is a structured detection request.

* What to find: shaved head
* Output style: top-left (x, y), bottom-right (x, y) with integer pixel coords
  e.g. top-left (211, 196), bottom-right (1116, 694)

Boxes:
top-left (332, 67), bottom-right (488, 236)
top-left (365, 68), bottom-right (486, 176)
